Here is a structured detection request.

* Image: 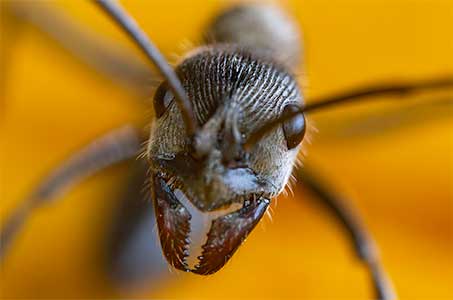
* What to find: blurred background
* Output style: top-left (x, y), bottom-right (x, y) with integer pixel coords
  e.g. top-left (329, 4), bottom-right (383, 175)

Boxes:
top-left (1, 0), bottom-right (452, 299)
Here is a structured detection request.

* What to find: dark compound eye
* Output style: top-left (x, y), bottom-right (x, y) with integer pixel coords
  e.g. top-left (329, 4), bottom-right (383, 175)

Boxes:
top-left (282, 104), bottom-right (306, 150)
top-left (153, 82), bottom-right (174, 118)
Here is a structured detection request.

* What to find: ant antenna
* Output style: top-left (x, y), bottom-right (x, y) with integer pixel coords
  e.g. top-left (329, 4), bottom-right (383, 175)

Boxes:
top-left (244, 76), bottom-right (453, 150)
top-left (95, 0), bottom-right (198, 136)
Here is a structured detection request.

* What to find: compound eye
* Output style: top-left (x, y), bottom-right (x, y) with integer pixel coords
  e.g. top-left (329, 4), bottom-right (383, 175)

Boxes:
top-left (153, 82), bottom-right (173, 118)
top-left (282, 104), bottom-right (306, 150)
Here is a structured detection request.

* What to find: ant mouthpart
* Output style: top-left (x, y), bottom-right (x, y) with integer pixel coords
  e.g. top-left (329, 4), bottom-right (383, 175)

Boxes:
top-left (152, 173), bottom-right (270, 274)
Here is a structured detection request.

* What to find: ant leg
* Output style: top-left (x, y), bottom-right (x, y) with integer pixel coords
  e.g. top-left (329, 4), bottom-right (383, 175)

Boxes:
top-left (304, 76), bottom-right (453, 113)
top-left (3, 1), bottom-right (153, 96)
top-left (295, 167), bottom-right (396, 300)
top-left (0, 125), bottom-right (143, 261)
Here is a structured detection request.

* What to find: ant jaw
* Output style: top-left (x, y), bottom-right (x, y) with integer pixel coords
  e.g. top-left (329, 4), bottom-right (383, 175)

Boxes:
top-left (153, 176), bottom-right (191, 271)
top-left (192, 196), bottom-right (269, 275)
top-left (152, 173), bottom-right (270, 274)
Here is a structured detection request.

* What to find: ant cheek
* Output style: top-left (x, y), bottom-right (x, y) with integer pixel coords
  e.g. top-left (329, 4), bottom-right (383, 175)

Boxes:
top-left (153, 176), bottom-right (191, 271)
top-left (192, 197), bottom-right (269, 275)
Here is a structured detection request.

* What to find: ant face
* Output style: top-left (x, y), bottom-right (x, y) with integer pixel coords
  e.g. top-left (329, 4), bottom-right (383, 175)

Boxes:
top-left (147, 46), bottom-right (304, 273)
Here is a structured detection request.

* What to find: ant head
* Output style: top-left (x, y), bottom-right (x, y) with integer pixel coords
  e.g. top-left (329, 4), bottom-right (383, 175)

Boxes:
top-left (147, 46), bottom-right (306, 274)
top-left (96, 0), bottom-right (307, 275)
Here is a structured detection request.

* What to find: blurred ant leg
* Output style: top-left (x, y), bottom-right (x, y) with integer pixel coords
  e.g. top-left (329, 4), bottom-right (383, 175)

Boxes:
top-left (105, 159), bottom-right (168, 289)
top-left (312, 93), bottom-right (453, 140)
top-left (4, 1), bottom-right (152, 96)
top-left (305, 76), bottom-right (453, 113)
top-left (0, 126), bottom-right (142, 261)
top-left (296, 167), bottom-right (395, 300)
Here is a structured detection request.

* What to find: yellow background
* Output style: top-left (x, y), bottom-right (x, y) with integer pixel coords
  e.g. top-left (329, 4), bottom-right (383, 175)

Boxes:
top-left (1, 0), bottom-right (452, 299)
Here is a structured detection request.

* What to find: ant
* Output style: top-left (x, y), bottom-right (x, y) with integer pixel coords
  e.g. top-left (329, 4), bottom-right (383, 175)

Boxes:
top-left (1, 1), bottom-right (452, 299)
